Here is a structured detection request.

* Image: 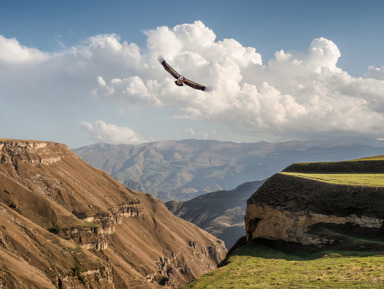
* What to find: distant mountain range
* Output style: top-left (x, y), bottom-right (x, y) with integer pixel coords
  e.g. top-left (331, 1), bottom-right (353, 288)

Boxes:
top-left (74, 138), bottom-right (384, 202)
top-left (166, 180), bottom-right (264, 249)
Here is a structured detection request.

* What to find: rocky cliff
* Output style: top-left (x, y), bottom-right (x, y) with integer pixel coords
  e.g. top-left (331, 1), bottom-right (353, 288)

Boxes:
top-left (245, 157), bottom-right (384, 251)
top-left (0, 139), bottom-right (226, 288)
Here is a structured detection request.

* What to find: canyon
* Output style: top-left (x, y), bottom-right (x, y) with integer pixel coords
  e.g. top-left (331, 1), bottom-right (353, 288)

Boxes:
top-left (0, 139), bottom-right (226, 288)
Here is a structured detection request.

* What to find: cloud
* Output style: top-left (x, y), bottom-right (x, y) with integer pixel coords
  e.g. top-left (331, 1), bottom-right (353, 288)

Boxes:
top-left (0, 35), bottom-right (46, 63)
top-left (365, 65), bottom-right (384, 80)
top-left (92, 24), bottom-right (384, 139)
top-left (1, 21), bottom-right (384, 143)
top-left (185, 127), bottom-right (196, 137)
top-left (80, 120), bottom-right (145, 144)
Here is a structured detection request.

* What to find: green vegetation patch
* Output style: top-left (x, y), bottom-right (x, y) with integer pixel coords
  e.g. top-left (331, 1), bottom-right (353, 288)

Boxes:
top-left (281, 172), bottom-right (384, 188)
top-left (83, 221), bottom-right (99, 227)
top-left (185, 243), bottom-right (384, 288)
top-left (283, 156), bottom-right (384, 174)
top-left (354, 156), bottom-right (384, 161)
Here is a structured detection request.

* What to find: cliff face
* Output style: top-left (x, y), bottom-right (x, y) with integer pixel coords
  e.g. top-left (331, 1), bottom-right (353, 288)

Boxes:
top-left (245, 160), bottom-right (384, 249)
top-left (0, 139), bottom-right (226, 288)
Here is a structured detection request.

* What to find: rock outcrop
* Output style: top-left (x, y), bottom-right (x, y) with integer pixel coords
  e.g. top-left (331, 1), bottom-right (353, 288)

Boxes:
top-left (0, 202), bottom-right (115, 289)
top-left (0, 139), bottom-right (226, 288)
top-left (60, 203), bottom-right (140, 250)
top-left (245, 158), bottom-right (384, 249)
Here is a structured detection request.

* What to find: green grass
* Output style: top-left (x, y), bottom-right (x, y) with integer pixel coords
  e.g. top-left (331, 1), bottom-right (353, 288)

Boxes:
top-left (281, 172), bottom-right (384, 188)
top-left (352, 156), bottom-right (384, 161)
top-left (293, 155), bottom-right (384, 165)
top-left (185, 244), bottom-right (384, 288)
top-left (83, 221), bottom-right (99, 227)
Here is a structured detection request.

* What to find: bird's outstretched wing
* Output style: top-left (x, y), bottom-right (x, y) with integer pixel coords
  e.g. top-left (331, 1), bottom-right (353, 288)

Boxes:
top-left (158, 55), bottom-right (181, 80)
top-left (184, 78), bottom-right (213, 93)
top-left (158, 54), bottom-right (213, 92)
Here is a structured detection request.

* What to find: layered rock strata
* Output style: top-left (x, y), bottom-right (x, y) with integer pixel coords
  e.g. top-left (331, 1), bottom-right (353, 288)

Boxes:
top-left (246, 172), bottom-right (384, 246)
top-left (0, 139), bottom-right (226, 288)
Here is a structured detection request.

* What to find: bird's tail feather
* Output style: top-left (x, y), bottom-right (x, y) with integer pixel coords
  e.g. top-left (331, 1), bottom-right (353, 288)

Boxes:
top-left (158, 54), bottom-right (165, 63)
top-left (204, 86), bottom-right (213, 93)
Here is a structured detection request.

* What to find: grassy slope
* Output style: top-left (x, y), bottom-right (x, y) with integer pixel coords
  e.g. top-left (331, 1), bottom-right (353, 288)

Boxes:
top-left (282, 172), bottom-right (384, 187)
top-left (282, 155), bottom-right (384, 187)
top-left (185, 243), bottom-right (384, 288)
top-left (185, 156), bottom-right (384, 288)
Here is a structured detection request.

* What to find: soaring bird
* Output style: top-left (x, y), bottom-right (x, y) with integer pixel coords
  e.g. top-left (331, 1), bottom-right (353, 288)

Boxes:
top-left (158, 55), bottom-right (213, 92)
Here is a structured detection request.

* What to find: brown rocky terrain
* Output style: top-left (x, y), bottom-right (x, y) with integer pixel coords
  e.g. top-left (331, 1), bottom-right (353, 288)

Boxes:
top-left (0, 139), bottom-right (226, 288)
top-left (245, 157), bottom-right (384, 251)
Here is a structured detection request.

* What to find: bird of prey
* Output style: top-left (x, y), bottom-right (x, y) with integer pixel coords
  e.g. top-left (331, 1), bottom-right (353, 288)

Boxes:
top-left (158, 55), bottom-right (213, 92)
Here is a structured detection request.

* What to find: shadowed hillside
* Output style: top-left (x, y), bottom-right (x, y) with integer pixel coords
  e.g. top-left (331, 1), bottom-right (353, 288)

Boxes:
top-left (246, 155), bottom-right (384, 246)
top-left (166, 180), bottom-right (264, 249)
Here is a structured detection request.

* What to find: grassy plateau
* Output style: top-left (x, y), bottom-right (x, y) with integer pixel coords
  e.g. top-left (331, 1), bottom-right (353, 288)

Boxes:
top-left (282, 172), bottom-right (384, 188)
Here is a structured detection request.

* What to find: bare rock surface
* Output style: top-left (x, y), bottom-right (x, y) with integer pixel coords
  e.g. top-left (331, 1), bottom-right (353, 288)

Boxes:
top-left (0, 139), bottom-right (226, 288)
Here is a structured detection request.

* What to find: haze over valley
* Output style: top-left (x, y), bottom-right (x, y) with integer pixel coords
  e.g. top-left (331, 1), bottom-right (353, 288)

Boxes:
top-left (75, 138), bottom-right (384, 202)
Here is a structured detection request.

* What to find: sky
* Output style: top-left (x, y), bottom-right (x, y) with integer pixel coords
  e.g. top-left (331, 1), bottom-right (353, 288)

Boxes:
top-left (1, 0), bottom-right (384, 148)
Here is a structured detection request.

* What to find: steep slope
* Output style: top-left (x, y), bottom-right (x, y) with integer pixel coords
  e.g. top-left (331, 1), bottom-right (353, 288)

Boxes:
top-left (74, 139), bottom-right (384, 201)
top-left (246, 155), bottom-right (384, 248)
top-left (0, 139), bottom-right (226, 288)
top-left (166, 181), bottom-right (264, 249)
top-left (0, 203), bottom-right (113, 289)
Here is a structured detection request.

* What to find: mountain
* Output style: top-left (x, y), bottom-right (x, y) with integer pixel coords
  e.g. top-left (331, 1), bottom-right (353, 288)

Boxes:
top-left (187, 155), bottom-right (384, 288)
top-left (0, 139), bottom-right (226, 288)
top-left (74, 139), bottom-right (384, 201)
top-left (166, 180), bottom-right (264, 249)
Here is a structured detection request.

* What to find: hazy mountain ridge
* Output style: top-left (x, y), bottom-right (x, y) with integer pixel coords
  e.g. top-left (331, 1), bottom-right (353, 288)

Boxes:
top-left (74, 138), bottom-right (384, 201)
top-left (166, 180), bottom-right (264, 249)
top-left (0, 139), bottom-right (226, 288)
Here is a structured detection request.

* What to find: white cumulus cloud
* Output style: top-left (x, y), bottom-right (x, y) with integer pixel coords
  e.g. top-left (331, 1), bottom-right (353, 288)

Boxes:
top-left (92, 23), bottom-right (384, 139)
top-left (365, 65), bottom-right (384, 80)
top-left (80, 120), bottom-right (145, 144)
top-left (1, 20), bottom-right (384, 143)
top-left (0, 35), bottom-right (46, 63)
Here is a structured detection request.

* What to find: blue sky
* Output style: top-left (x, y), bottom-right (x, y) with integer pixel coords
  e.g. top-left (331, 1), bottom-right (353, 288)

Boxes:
top-left (1, 0), bottom-right (384, 148)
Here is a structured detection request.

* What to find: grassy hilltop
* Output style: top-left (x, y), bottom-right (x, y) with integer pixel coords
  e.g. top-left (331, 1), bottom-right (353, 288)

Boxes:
top-left (282, 155), bottom-right (384, 188)
top-left (185, 156), bottom-right (384, 288)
